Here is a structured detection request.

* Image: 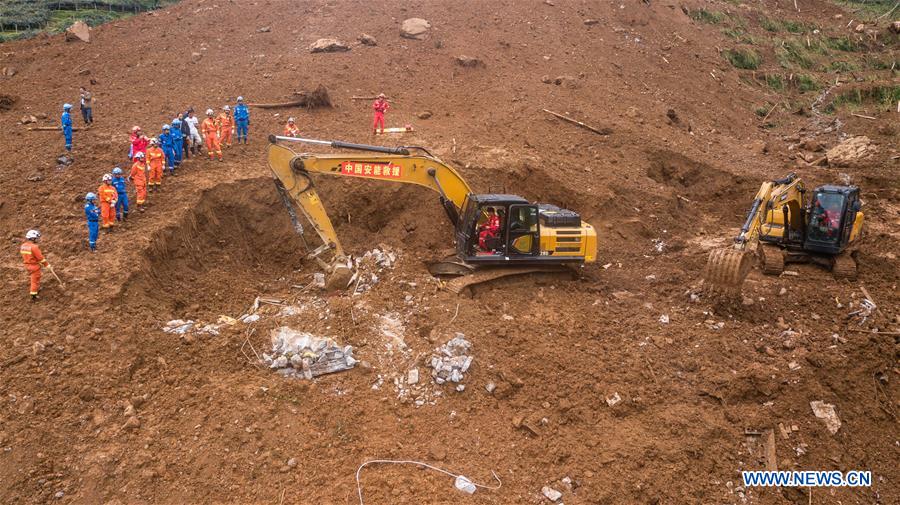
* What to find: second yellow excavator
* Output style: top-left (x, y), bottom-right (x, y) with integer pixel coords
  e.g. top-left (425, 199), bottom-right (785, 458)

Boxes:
top-left (267, 135), bottom-right (598, 291)
top-left (704, 173), bottom-right (864, 292)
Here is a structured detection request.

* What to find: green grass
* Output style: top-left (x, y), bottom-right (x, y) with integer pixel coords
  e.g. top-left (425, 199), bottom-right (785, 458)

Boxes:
top-left (755, 105), bottom-right (771, 117)
top-left (766, 74), bottom-right (784, 91)
top-left (724, 48), bottom-right (761, 69)
top-left (828, 60), bottom-right (860, 73)
top-left (760, 17), bottom-right (814, 33)
top-left (824, 36), bottom-right (858, 52)
top-left (776, 39), bottom-right (816, 69)
top-left (867, 57), bottom-right (898, 70)
top-left (689, 8), bottom-right (726, 24)
top-left (796, 74), bottom-right (820, 92)
top-left (829, 85), bottom-right (900, 111)
top-left (832, 0), bottom-right (898, 20)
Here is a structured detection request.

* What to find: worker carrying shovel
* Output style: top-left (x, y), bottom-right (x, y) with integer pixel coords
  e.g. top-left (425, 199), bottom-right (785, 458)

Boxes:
top-left (19, 229), bottom-right (61, 301)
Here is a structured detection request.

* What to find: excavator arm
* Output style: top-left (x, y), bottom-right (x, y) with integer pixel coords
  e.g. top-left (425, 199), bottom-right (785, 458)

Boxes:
top-left (267, 136), bottom-right (474, 285)
top-left (733, 173), bottom-right (804, 249)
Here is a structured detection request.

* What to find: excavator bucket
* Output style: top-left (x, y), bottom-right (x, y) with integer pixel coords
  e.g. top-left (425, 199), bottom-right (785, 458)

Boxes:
top-left (703, 248), bottom-right (754, 293)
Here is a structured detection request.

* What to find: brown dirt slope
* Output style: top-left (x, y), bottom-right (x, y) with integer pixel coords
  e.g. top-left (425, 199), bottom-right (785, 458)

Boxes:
top-left (0, 1), bottom-right (897, 504)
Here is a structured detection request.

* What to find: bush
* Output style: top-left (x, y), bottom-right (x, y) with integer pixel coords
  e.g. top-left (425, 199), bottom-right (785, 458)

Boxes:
top-left (689, 9), bottom-right (725, 24)
top-left (776, 39), bottom-right (815, 70)
top-left (796, 74), bottom-right (819, 92)
top-left (724, 48), bottom-right (761, 69)
top-left (825, 36), bottom-right (858, 52)
top-left (766, 74), bottom-right (784, 91)
top-left (828, 61), bottom-right (859, 73)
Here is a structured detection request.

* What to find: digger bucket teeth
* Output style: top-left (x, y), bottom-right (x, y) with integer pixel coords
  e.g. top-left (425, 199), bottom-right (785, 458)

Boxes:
top-left (703, 248), bottom-right (753, 292)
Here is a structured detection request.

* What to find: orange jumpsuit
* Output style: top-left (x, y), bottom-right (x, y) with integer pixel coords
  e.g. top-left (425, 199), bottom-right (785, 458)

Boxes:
top-left (284, 123), bottom-right (300, 137)
top-left (146, 146), bottom-right (165, 186)
top-left (129, 161), bottom-right (148, 205)
top-left (201, 117), bottom-right (222, 160)
top-left (98, 182), bottom-right (118, 228)
top-left (216, 112), bottom-right (234, 147)
top-left (20, 240), bottom-right (48, 296)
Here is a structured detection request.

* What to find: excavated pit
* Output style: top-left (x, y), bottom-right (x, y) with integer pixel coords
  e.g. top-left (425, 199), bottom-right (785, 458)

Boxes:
top-left (121, 176), bottom-right (452, 318)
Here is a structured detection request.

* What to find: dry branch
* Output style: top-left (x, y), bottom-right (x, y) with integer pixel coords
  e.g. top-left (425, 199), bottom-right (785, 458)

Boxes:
top-left (541, 108), bottom-right (611, 135)
top-left (250, 85), bottom-right (331, 109)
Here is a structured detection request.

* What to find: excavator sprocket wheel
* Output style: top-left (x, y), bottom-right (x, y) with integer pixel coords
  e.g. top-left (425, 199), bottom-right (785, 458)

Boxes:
top-left (703, 248), bottom-right (753, 292)
top-left (831, 253), bottom-right (857, 280)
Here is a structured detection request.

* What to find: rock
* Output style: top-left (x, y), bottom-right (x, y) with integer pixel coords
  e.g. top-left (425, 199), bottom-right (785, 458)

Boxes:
top-left (407, 368), bottom-right (419, 385)
top-left (32, 341), bottom-right (45, 355)
top-left (122, 416), bottom-right (141, 430)
top-left (309, 38), bottom-right (350, 53)
top-left (825, 136), bottom-right (875, 167)
top-left (854, 23), bottom-right (866, 33)
top-left (190, 52), bottom-right (203, 63)
top-left (485, 382), bottom-right (496, 393)
top-left (542, 486), bottom-right (563, 501)
top-left (584, 19), bottom-right (600, 25)
top-left (891, 21), bottom-right (900, 34)
top-left (606, 392), bottom-right (621, 407)
top-left (358, 33), bottom-right (377, 46)
top-left (65, 21), bottom-right (91, 43)
top-left (747, 139), bottom-right (769, 154)
top-left (541, 75), bottom-right (553, 84)
top-left (417, 111), bottom-right (432, 120)
top-left (256, 26), bottom-right (271, 33)
top-left (78, 387), bottom-right (95, 402)
top-left (2, 66), bottom-right (17, 77)
top-left (78, 68), bottom-right (90, 76)
top-left (810, 400), bottom-right (841, 434)
top-left (800, 138), bottom-right (824, 152)
top-left (666, 108), bottom-right (679, 124)
top-left (554, 75), bottom-right (577, 88)
top-left (400, 18), bottom-right (432, 40)
top-left (20, 115), bottom-right (37, 124)
top-left (287, 457), bottom-right (297, 468)
top-left (455, 55), bottom-right (484, 68)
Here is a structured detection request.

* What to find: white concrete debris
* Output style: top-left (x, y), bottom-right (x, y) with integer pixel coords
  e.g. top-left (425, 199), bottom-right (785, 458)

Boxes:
top-left (810, 400), bottom-right (841, 434)
top-left (429, 334), bottom-right (473, 387)
top-left (542, 486), bottom-right (563, 501)
top-left (454, 475), bottom-right (477, 494)
top-left (407, 368), bottom-right (420, 385)
top-left (240, 314), bottom-right (260, 324)
top-left (606, 392), bottom-right (622, 407)
top-left (262, 326), bottom-right (357, 379)
top-left (163, 319), bottom-right (195, 334)
top-left (350, 247), bottom-right (397, 294)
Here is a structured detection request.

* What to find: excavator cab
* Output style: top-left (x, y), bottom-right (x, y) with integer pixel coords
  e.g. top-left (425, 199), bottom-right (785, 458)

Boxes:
top-left (804, 185), bottom-right (862, 255)
top-left (457, 195), bottom-right (540, 261)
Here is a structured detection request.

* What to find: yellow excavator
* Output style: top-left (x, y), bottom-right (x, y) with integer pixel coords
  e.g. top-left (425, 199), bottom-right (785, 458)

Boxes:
top-left (704, 173), bottom-right (864, 292)
top-left (267, 135), bottom-right (598, 291)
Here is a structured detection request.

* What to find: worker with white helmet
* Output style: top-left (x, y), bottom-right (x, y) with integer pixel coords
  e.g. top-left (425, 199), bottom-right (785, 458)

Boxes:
top-left (217, 105), bottom-right (235, 148)
top-left (97, 173), bottom-right (118, 230)
top-left (183, 108), bottom-right (202, 156)
top-left (146, 137), bottom-right (166, 190)
top-left (283, 117), bottom-right (300, 137)
top-left (233, 96), bottom-right (250, 144)
top-left (111, 167), bottom-right (129, 222)
top-left (61, 103), bottom-right (73, 151)
top-left (129, 152), bottom-right (149, 211)
top-left (84, 193), bottom-right (100, 252)
top-left (201, 108), bottom-right (223, 161)
top-left (20, 229), bottom-right (51, 300)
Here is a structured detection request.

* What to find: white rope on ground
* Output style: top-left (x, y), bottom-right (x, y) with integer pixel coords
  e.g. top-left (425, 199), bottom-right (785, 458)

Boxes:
top-left (355, 459), bottom-right (502, 505)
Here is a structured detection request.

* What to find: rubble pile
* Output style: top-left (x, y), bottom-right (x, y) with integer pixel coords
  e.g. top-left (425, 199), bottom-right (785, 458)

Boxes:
top-left (349, 247), bottom-right (397, 293)
top-left (429, 333), bottom-right (473, 391)
top-left (263, 326), bottom-right (357, 379)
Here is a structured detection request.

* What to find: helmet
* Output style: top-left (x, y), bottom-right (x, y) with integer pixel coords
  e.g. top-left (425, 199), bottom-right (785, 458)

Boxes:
top-left (112, 167), bottom-right (123, 175)
top-left (25, 230), bottom-right (40, 240)
top-left (172, 118), bottom-right (181, 125)
top-left (135, 152), bottom-right (145, 159)
top-left (288, 117), bottom-right (295, 123)
top-left (102, 173), bottom-right (112, 182)
top-left (63, 103), bottom-right (72, 110)
top-left (377, 93), bottom-right (386, 98)
top-left (223, 105), bottom-right (230, 111)
top-left (150, 137), bottom-right (159, 145)
top-left (85, 192), bottom-right (97, 201)
top-left (206, 108), bottom-right (214, 116)
top-left (132, 126), bottom-right (141, 132)
top-left (163, 124), bottom-right (170, 130)
top-left (237, 96), bottom-right (244, 102)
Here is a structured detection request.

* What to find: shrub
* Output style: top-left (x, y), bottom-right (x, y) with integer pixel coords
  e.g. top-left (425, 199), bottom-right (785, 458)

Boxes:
top-left (689, 9), bottom-right (725, 24)
top-left (725, 48), bottom-right (761, 69)
top-left (796, 74), bottom-right (820, 92)
top-left (766, 74), bottom-right (784, 91)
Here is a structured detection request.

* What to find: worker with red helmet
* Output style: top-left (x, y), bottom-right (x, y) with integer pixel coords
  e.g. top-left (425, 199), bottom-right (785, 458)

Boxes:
top-left (372, 93), bottom-right (389, 134)
top-left (20, 229), bottom-right (51, 301)
top-left (97, 173), bottom-right (118, 230)
top-left (129, 126), bottom-right (149, 161)
top-left (478, 207), bottom-right (502, 252)
top-left (217, 105), bottom-right (235, 148)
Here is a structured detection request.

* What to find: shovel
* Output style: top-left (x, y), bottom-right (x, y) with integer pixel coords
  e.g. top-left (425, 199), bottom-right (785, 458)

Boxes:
top-left (47, 264), bottom-right (65, 289)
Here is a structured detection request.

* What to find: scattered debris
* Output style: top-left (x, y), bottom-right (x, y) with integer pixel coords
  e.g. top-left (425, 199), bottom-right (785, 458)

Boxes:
top-left (400, 18), bottom-right (432, 40)
top-left (309, 38), bottom-right (351, 53)
top-left (658, 314), bottom-right (669, 324)
top-left (262, 326), bottom-right (357, 379)
top-left (163, 319), bottom-right (195, 334)
top-left (417, 110), bottom-right (433, 119)
top-left (358, 33), bottom-right (377, 46)
top-left (455, 55), bottom-right (484, 68)
top-left (810, 400), bottom-right (841, 434)
top-left (20, 115), bottom-right (37, 124)
top-left (355, 459), bottom-right (501, 504)
top-left (65, 21), bottom-right (91, 43)
top-left (349, 247), bottom-right (397, 293)
top-left (542, 485), bottom-right (563, 501)
top-left (606, 392), bottom-right (622, 407)
top-left (429, 334), bottom-right (473, 386)
top-left (825, 136), bottom-right (876, 167)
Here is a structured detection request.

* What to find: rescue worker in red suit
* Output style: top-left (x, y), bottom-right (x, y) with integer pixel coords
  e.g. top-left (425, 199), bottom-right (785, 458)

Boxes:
top-left (20, 229), bottom-right (51, 301)
top-left (478, 207), bottom-right (502, 252)
top-left (129, 126), bottom-right (149, 161)
top-left (372, 93), bottom-right (389, 134)
top-left (98, 173), bottom-right (118, 230)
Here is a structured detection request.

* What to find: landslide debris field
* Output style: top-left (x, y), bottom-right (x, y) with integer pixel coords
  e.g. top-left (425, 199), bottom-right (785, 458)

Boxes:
top-left (1, 1), bottom-right (898, 504)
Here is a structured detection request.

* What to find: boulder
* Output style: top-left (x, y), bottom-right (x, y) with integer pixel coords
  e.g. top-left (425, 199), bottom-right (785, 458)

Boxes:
top-left (417, 111), bottom-right (433, 119)
top-left (309, 38), bottom-right (350, 53)
top-left (400, 18), bottom-right (431, 40)
top-left (554, 75), bottom-right (577, 88)
top-left (826, 136), bottom-right (875, 167)
top-left (190, 52), bottom-right (202, 63)
top-left (2, 66), bottom-right (16, 77)
top-left (65, 21), bottom-right (91, 43)
top-left (358, 33), bottom-right (377, 46)
top-left (455, 55), bottom-right (484, 68)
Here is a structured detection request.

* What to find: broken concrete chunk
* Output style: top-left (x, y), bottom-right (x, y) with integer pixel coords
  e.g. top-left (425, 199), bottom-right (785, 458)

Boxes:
top-left (542, 486), bottom-right (562, 501)
top-left (309, 38), bottom-right (350, 53)
top-left (400, 18), bottom-right (431, 40)
top-left (810, 400), bottom-right (841, 434)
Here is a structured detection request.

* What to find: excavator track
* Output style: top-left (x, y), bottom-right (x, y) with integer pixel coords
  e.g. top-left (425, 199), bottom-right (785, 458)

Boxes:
top-left (759, 244), bottom-right (785, 276)
top-left (703, 248), bottom-right (754, 292)
top-left (831, 253), bottom-right (857, 280)
top-left (443, 266), bottom-right (576, 296)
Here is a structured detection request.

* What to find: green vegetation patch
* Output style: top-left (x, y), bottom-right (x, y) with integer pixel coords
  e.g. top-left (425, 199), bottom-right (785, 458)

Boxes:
top-left (0, 1), bottom-right (181, 40)
top-left (828, 85), bottom-right (900, 111)
top-left (795, 74), bottom-right (820, 92)
top-left (776, 39), bottom-right (817, 70)
top-left (688, 8), bottom-right (726, 24)
top-left (724, 47), bottom-right (761, 69)
top-left (824, 36), bottom-right (858, 52)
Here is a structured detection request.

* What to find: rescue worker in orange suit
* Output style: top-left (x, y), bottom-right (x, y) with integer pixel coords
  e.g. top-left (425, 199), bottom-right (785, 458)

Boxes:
top-left (98, 173), bottom-right (118, 231)
top-left (478, 207), bottom-right (501, 252)
top-left (201, 108), bottom-right (223, 162)
top-left (129, 152), bottom-right (149, 211)
top-left (283, 117), bottom-right (300, 137)
top-left (129, 126), bottom-right (149, 161)
top-left (20, 229), bottom-right (51, 301)
top-left (146, 138), bottom-right (165, 191)
top-left (217, 105), bottom-right (235, 148)
top-left (372, 93), bottom-right (389, 134)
